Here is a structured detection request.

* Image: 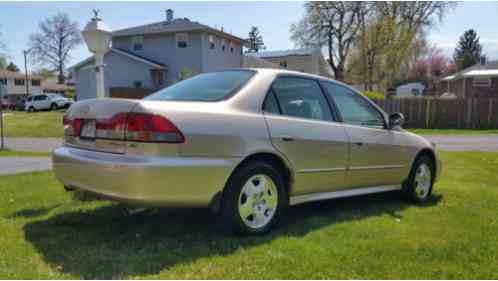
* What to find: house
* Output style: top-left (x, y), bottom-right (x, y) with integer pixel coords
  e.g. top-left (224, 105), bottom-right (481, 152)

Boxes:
top-left (438, 60), bottom-right (498, 98)
top-left (395, 82), bottom-right (426, 98)
top-left (70, 9), bottom-right (245, 100)
top-left (0, 69), bottom-right (43, 102)
top-left (242, 55), bottom-right (281, 69)
top-left (41, 79), bottom-right (75, 96)
top-left (246, 48), bottom-right (333, 77)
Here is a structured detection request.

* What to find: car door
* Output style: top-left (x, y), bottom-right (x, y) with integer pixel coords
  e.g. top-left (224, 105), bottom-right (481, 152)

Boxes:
top-left (321, 82), bottom-right (408, 188)
top-left (263, 76), bottom-right (349, 195)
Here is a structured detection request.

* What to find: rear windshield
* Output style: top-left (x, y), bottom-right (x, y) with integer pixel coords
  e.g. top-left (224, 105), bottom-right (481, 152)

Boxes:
top-left (144, 70), bottom-right (255, 102)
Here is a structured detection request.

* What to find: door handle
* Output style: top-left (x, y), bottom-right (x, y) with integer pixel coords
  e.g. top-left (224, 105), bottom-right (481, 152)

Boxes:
top-left (281, 135), bottom-right (294, 142)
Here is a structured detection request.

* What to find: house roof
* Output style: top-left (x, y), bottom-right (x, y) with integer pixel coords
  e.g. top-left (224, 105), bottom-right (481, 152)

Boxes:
top-left (42, 80), bottom-right (74, 92)
top-left (441, 60), bottom-right (498, 80)
top-left (69, 47), bottom-right (167, 71)
top-left (112, 18), bottom-right (244, 43)
top-left (0, 69), bottom-right (43, 80)
top-left (242, 55), bottom-right (281, 69)
top-left (247, 48), bottom-right (316, 59)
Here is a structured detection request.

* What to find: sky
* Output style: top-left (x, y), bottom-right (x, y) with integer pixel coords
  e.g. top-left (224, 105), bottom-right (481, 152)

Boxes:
top-left (1, 1), bottom-right (498, 72)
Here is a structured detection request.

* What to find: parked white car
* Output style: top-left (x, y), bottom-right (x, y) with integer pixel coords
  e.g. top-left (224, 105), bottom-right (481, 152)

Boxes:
top-left (25, 93), bottom-right (72, 112)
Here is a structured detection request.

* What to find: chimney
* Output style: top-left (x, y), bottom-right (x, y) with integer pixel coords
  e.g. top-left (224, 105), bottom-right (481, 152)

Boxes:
top-left (166, 9), bottom-right (174, 23)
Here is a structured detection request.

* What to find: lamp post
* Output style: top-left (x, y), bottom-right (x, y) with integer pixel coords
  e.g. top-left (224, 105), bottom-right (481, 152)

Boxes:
top-left (82, 10), bottom-right (112, 99)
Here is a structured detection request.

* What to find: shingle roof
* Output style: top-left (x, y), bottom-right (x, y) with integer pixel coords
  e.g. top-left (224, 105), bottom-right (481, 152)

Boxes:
top-left (69, 48), bottom-right (167, 71)
top-left (112, 18), bottom-right (244, 43)
top-left (247, 48), bottom-right (316, 59)
top-left (441, 60), bottom-right (498, 80)
top-left (0, 69), bottom-right (43, 80)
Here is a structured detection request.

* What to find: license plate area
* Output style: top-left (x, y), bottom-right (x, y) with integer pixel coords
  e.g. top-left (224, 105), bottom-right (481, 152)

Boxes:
top-left (80, 119), bottom-right (96, 140)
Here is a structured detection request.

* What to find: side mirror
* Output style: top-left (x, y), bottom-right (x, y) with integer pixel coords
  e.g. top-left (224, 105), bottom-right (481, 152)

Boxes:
top-left (389, 112), bottom-right (405, 129)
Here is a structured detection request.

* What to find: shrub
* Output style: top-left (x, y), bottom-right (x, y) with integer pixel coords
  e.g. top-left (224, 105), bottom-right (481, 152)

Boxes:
top-left (362, 91), bottom-right (385, 100)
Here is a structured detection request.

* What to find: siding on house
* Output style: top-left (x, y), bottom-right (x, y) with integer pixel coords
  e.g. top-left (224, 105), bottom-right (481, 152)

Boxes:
top-left (0, 69), bottom-right (43, 100)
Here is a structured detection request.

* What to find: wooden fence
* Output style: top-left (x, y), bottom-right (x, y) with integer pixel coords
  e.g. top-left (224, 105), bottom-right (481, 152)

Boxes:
top-left (374, 98), bottom-right (498, 129)
top-left (109, 87), bottom-right (155, 99)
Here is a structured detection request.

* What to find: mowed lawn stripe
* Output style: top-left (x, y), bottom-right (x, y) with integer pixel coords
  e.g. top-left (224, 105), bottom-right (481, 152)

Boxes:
top-left (0, 151), bottom-right (497, 279)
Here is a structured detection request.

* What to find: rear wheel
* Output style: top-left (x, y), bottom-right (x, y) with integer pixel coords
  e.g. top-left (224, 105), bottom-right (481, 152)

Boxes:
top-left (50, 103), bottom-right (57, 110)
top-left (403, 155), bottom-right (434, 203)
top-left (28, 106), bottom-right (35, 112)
top-left (221, 161), bottom-right (287, 234)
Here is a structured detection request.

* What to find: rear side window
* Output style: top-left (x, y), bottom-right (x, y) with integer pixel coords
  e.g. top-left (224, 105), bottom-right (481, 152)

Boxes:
top-left (270, 77), bottom-right (333, 121)
top-left (145, 70), bottom-right (255, 102)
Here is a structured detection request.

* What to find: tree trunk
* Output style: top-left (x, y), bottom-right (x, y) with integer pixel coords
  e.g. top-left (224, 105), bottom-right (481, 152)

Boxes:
top-left (58, 64), bottom-right (65, 84)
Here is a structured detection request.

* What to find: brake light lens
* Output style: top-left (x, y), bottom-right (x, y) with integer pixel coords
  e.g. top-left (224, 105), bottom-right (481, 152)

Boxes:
top-left (125, 113), bottom-right (184, 143)
top-left (63, 115), bottom-right (81, 137)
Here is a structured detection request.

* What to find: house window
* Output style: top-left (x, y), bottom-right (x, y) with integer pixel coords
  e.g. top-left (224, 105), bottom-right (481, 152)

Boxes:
top-left (176, 33), bottom-right (189, 48)
top-left (229, 42), bottom-right (234, 53)
top-left (151, 69), bottom-right (166, 87)
top-left (133, 81), bottom-right (143, 88)
top-left (473, 78), bottom-right (491, 87)
top-left (0, 79), bottom-right (6, 85)
top-left (14, 79), bottom-right (24, 86)
top-left (279, 61), bottom-right (288, 68)
top-left (221, 39), bottom-right (226, 51)
top-left (208, 35), bottom-right (215, 49)
top-left (31, 80), bottom-right (41, 86)
top-left (132, 36), bottom-right (144, 51)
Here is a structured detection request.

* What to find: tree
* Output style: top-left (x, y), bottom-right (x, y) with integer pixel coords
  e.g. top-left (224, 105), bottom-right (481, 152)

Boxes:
top-left (246, 26), bottom-right (266, 53)
top-left (33, 68), bottom-right (56, 79)
top-left (6, 62), bottom-right (20, 72)
top-left (290, 2), bottom-right (366, 81)
top-left (350, 2), bottom-right (455, 90)
top-left (0, 57), bottom-right (6, 69)
top-left (453, 29), bottom-right (483, 70)
top-left (28, 13), bottom-right (83, 84)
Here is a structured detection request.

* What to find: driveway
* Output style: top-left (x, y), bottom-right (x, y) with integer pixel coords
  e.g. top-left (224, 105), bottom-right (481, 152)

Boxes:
top-left (422, 135), bottom-right (498, 152)
top-left (0, 157), bottom-right (52, 175)
top-left (4, 138), bottom-right (62, 152)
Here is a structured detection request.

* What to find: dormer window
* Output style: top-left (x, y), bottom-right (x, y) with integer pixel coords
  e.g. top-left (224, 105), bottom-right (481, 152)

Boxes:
top-left (176, 33), bottom-right (189, 48)
top-left (132, 36), bottom-right (144, 51)
top-left (208, 35), bottom-right (215, 49)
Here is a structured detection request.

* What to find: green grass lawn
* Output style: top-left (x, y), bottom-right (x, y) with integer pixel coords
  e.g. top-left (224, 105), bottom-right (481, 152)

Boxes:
top-left (0, 149), bottom-right (51, 157)
top-left (409, 128), bottom-right (498, 135)
top-left (0, 151), bottom-right (497, 279)
top-left (1, 110), bottom-right (65, 138)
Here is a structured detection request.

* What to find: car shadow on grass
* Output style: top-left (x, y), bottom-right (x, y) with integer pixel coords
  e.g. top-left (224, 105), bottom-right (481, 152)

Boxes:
top-left (23, 192), bottom-right (442, 279)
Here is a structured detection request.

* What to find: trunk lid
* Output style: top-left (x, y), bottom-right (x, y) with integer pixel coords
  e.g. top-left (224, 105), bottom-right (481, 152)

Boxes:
top-left (64, 98), bottom-right (140, 154)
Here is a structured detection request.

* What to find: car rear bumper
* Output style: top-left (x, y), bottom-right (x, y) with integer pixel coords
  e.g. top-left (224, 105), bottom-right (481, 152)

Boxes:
top-left (53, 146), bottom-right (239, 207)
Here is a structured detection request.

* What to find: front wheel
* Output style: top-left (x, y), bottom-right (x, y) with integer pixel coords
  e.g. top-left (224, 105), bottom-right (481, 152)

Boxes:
top-left (403, 155), bottom-right (434, 203)
top-left (50, 103), bottom-right (57, 110)
top-left (221, 161), bottom-right (288, 235)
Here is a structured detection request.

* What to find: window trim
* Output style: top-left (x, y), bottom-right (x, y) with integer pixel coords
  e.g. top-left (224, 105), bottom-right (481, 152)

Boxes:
top-left (176, 33), bottom-right (189, 49)
top-left (319, 80), bottom-right (388, 130)
top-left (262, 74), bottom-right (340, 123)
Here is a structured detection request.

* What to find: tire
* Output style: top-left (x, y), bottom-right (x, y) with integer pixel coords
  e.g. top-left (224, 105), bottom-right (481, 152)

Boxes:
top-left (403, 155), bottom-right (434, 203)
top-left (221, 160), bottom-right (288, 235)
top-left (28, 107), bottom-right (35, 112)
top-left (50, 103), bottom-right (57, 110)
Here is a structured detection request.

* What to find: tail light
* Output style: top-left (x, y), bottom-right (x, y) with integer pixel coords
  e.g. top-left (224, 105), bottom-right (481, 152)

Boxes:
top-left (63, 112), bottom-right (184, 143)
top-left (125, 113), bottom-right (184, 143)
top-left (63, 115), bottom-right (81, 137)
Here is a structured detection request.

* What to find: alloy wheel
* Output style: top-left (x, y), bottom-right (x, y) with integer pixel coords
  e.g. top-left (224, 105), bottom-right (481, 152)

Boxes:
top-left (414, 163), bottom-right (432, 199)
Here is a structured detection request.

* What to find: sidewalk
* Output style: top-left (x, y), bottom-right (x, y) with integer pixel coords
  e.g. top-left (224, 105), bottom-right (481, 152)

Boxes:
top-left (4, 138), bottom-right (62, 152)
top-left (0, 157), bottom-right (52, 175)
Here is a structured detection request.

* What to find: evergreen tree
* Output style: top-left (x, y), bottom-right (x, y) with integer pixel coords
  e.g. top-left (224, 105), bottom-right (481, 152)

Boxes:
top-left (453, 29), bottom-right (483, 70)
top-left (246, 26), bottom-right (266, 53)
top-left (6, 62), bottom-right (20, 72)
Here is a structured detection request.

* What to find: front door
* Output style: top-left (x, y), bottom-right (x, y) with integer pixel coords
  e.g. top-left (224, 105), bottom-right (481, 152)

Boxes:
top-left (263, 76), bottom-right (349, 195)
top-left (320, 81), bottom-right (407, 188)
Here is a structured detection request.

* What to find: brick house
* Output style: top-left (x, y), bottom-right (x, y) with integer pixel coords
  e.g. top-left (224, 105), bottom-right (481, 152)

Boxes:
top-left (438, 60), bottom-right (498, 98)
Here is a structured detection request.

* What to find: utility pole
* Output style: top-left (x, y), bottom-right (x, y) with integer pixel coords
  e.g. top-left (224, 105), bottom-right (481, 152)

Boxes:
top-left (23, 49), bottom-right (31, 96)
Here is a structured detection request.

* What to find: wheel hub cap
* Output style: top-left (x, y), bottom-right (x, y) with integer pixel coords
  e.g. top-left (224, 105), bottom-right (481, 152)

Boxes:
top-left (238, 174), bottom-right (278, 229)
top-left (414, 163), bottom-right (432, 199)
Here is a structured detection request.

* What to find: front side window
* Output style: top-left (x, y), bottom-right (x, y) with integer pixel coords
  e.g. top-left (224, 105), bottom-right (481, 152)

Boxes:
top-left (270, 77), bottom-right (332, 121)
top-left (176, 33), bottom-right (189, 48)
top-left (322, 82), bottom-right (385, 128)
top-left (145, 70), bottom-right (255, 102)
